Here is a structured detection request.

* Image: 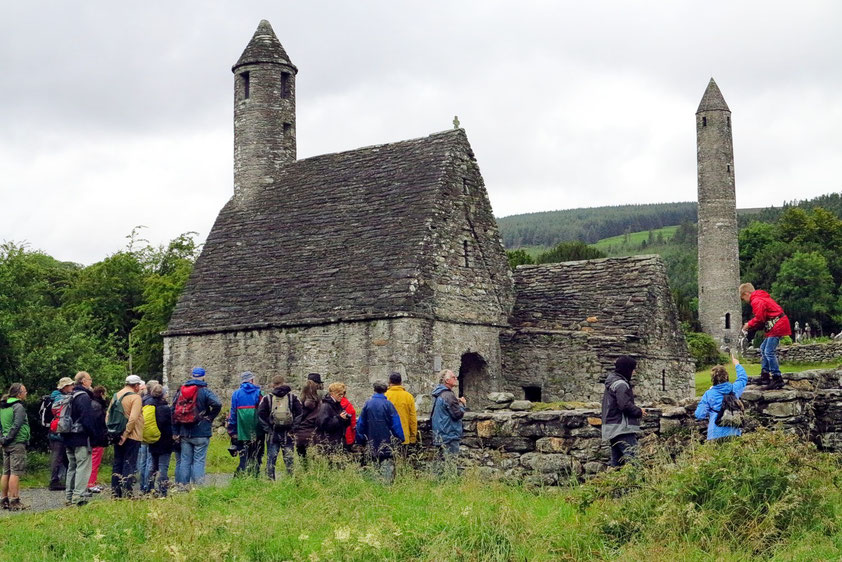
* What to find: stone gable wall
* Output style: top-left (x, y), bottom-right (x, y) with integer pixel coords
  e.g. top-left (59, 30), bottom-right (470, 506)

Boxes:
top-left (413, 368), bottom-right (842, 484)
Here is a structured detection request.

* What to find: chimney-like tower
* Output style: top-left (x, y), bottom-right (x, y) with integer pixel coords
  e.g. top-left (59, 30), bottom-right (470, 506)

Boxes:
top-left (696, 78), bottom-right (741, 345)
top-left (232, 20), bottom-right (297, 201)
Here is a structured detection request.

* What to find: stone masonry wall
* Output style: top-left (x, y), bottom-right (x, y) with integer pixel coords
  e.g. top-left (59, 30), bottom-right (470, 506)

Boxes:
top-left (163, 317), bottom-right (504, 408)
top-left (744, 341), bottom-right (842, 364)
top-left (412, 368), bottom-right (842, 483)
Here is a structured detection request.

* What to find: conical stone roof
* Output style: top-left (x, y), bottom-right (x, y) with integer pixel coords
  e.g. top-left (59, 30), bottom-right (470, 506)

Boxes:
top-left (696, 78), bottom-right (730, 113)
top-left (232, 19), bottom-right (296, 72)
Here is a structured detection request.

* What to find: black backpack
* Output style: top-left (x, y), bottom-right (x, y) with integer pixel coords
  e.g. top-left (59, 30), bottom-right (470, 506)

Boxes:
top-left (715, 392), bottom-right (745, 428)
top-left (38, 395), bottom-right (55, 428)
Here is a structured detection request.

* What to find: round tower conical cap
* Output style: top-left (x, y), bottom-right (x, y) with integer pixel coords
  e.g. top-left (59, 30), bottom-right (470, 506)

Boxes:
top-left (232, 19), bottom-right (297, 72)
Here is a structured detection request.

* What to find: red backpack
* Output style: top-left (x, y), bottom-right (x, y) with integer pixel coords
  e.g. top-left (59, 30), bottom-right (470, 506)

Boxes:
top-left (173, 385), bottom-right (201, 424)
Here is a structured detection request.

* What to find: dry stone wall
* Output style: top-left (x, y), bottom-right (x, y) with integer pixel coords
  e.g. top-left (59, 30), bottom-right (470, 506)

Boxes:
top-left (414, 368), bottom-right (842, 483)
top-left (744, 341), bottom-right (842, 365)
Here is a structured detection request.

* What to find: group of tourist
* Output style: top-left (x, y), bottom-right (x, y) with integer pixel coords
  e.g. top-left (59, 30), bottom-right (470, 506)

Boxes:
top-left (1, 365), bottom-right (466, 511)
top-left (601, 283), bottom-right (791, 466)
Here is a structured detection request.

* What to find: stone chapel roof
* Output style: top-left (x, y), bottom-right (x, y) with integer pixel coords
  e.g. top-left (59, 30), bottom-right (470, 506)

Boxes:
top-left (696, 78), bottom-right (730, 113)
top-left (166, 129), bottom-right (469, 335)
top-left (508, 255), bottom-right (675, 338)
top-left (232, 19), bottom-right (296, 71)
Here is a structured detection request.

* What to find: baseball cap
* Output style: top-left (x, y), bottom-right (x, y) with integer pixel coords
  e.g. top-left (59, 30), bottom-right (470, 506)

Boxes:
top-left (126, 374), bottom-right (143, 385)
top-left (57, 377), bottom-right (74, 389)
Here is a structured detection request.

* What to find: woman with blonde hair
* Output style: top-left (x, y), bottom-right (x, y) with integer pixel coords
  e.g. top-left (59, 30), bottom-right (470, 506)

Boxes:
top-left (694, 354), bottom-right (748, 440)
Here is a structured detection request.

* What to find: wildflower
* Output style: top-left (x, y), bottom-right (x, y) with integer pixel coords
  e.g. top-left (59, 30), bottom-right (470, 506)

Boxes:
top-left (334, 527), bottom-right (351, 541)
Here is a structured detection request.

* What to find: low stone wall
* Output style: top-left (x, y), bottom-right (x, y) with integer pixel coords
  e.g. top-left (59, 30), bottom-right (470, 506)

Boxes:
top-left (416, 368), bottom-right (842, 483)
top-left (744, 341), bottom-right (842, 364)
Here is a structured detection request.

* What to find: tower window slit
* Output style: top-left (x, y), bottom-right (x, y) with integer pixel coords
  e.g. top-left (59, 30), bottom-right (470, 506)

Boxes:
top-left (462, 178), bottom-right (469, 194)
top-left (727, 164), bottom-right (731, 172)
top-left (463, 241), bottom-right (469, 267)
top-left (702, 116), bottom-right (707, 126)
top-left (281, 72), bottom-right (291, 99)
top-left (727, 116), bottom-right (730, 125)
top-left (283, 123), bottom-right (291, 138)
top-left (725, 312), bottom-right (731, 330)
top-left (241, 72), bottom-right (250, 100)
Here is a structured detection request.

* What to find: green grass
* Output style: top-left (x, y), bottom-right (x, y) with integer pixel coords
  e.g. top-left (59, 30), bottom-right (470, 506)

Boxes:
top-left (2, 432), bottom-right (842, 560)
top-left (694, 360), bottom-right (841, 396)
top-left (592, 225), bottom-right (678, 254)
top-left (21, 434), bottom-right (238, 489)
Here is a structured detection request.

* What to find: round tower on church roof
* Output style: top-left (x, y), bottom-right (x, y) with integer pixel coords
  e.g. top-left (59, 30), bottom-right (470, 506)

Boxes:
top-left (696, 78), bottom-right (741, 345)
top-left (232, 20), bottom-right (297, 202)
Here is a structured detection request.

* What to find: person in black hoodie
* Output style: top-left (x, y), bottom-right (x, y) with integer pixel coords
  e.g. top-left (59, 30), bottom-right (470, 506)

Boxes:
top-left (600, 356), bottom-right (646, 467)
top-left (142, 384), bottom-right (173, 496)
top-left (257, 376), bottom-right (303, 479)
top-left (86, 385), bottom-right (109, 494)
top-left (315, 382), bottom-right (351, 452)
top-left (292, 380), bottom-right (322, 462)
top-left (63, 372), bottom-right (98, 506)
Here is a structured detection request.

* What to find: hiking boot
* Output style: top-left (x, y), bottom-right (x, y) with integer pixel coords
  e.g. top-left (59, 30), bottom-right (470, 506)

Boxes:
top-left (749, 372), bottom-right (771, 386)
top-left (764, 376), bottom-right (785, 391)
top-left (48, 481), bottom-right (66, 491)
top-left (1, 497), bottom-right (9, 510)
top-left (8, 498), bottom-right (28, 511)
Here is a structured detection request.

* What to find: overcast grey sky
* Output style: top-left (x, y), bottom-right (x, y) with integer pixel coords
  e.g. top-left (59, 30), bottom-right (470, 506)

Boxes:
top-left (1, 1), bottom-right (840, 264)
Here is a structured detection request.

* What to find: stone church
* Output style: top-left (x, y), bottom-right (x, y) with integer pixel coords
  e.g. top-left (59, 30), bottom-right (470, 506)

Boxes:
top-left (163, 20), bottom-right (694, 407)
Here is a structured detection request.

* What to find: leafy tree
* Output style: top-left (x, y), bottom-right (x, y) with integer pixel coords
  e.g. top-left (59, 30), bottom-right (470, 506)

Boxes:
top-left (535, 241), bottom-right (606, 264)
top-left (506, 249), bottom-right (534, 270)
top-left (771, 251), bottom-right (837, 329)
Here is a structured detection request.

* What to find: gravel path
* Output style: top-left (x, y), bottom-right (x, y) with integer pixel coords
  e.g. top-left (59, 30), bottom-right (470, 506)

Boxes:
top-left (0, 473), bottom-right (233, 518)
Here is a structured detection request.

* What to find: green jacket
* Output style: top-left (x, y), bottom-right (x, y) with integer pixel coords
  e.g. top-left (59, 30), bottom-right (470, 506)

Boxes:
top-left (0, 397), bottom-right (30, 445)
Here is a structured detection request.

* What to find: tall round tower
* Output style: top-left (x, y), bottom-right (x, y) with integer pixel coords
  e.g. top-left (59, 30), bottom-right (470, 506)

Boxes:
top-left (232, 20), bottom-right (297, 201)
top-left (696, 78), bottom-right (741, 345)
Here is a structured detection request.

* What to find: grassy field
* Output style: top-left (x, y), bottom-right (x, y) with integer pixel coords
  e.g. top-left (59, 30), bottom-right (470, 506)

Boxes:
top-left (2, 431), bottom-right (841, 560)
top-left (694, 360), bottom-right (841, 396)
top-left (592, 225), bottom-right (678, 253)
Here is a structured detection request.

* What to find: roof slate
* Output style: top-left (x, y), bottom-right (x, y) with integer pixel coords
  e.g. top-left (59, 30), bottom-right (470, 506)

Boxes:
top-left (232, 19), bottom-right (296, 72)
top-left (167, 129), bottom-right (468, 335)
top-left (696, 78), bottom-right (730, 113)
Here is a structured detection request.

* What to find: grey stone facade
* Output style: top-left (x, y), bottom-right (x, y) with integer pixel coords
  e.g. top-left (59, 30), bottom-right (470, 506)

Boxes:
top-left (696, 78), bottom-right (742, 345)
top-left (500, 256), bottom-right (695, 403)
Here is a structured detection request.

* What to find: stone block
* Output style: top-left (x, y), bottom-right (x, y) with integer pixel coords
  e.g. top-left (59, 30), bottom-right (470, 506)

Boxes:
top-left (661, 407), bottom-right (686, 418)
top-left (787, 379), bottom-right (814, 391)
top-left (489, 437), bottom-right (534, 452)
top-left (488, 392), bottom-right (515, 404)
top-left (762, 390), bottom-right (797, 402)
top-left (660, 417), bottom-right (682, 433)
top-left (569, 426), bottom-right (601, 438)
top-left (763, 401), bottom-right (802, 417)
top-left (509, 400), bottom-right (533, 411)
top-left (535, 437), bottom-right (567, 453)
top-left (583, 461), bottom-right (605, 474)
top-left (476, 420), bottom-right (497, 439)
top-left (587, 417), bottom-right (602, 426)
top-left (533, 454), bottom-right (577, 474)
top-left (739, 389), bottom-right (762, 402)
top-left (529, 411), bottom-right (561, 422)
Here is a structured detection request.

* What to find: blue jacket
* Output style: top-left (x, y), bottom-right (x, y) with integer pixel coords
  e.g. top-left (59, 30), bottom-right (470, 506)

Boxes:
top-left (695, 364), bottom-right (748, 440)
top-left (431, 384), bottom-right (464, 445)
top-left (355, 394), bottom-right (404, 459)
top-left (172, 380), bottom-right (222, 439)
top-left (227, 382), bottom-right (262, 441)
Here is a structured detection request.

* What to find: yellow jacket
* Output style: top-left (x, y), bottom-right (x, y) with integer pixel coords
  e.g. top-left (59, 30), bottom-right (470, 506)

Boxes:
top-left (385, 385), bottom-right (418, 444)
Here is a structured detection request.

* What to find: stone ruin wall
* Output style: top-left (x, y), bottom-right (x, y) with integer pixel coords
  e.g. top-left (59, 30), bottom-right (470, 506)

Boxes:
top-left (163, 317), bottom-right (504, 408)
top-left (744, 341), bottom-right (842, 365)
top-left (411, 368), bottom-right (842, 484)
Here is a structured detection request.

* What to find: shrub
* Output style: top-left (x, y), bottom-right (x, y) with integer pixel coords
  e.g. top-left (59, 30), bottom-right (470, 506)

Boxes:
top-left (684, 332), bottom-right (727, 369)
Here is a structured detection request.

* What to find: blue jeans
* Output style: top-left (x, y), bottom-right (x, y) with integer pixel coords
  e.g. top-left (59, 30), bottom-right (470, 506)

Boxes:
top-left (143, 451), bottom-right (171, 496)
top-left (266, 439), bottom-right (294, 479)
top-left (760, 336), bottom-right (781, 376)
top-left (176, 437), bottom-right (209, 485)
top-left (137, 444), bottom-right (150, 491)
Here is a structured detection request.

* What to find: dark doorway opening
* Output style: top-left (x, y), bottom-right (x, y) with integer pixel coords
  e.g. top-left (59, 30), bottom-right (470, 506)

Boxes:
top-left (523, 386), bottom-right (542, 402)
top-left (458, 352), bottom-right (487, 399)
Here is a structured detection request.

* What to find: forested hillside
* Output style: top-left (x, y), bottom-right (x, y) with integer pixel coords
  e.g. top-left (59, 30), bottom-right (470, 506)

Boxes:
top-left (496, 202), bottom-right (698, 247)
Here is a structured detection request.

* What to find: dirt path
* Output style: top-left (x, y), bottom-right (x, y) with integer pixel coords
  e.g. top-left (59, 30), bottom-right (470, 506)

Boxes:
top-left (0, 473), bottom-right (233, 518)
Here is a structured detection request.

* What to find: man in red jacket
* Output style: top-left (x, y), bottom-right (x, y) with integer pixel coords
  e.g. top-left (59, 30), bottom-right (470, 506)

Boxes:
top-left (740, 283), bottom-right (791, 390)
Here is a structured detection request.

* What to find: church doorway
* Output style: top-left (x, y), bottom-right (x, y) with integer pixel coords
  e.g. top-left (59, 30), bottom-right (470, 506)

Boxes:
top-left (458, 352), bottom-right (487, 399)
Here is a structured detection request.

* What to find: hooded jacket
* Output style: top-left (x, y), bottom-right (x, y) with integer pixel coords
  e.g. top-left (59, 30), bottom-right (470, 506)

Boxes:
top-left (172, 379), bottom-right (222, 439)
top-left (227, 381), bottom-right (262, 441)
top-left (745, 290), bottom-right (791, 338)
top-left (0, 397), bottom-right (29, 445)
top-left (430, 384), bottom-right (464, 445)
top-left (315, 395), bottom-right (351, 447)
top-left (257, 385), bottom-right (304, 445)
top-left (144, 394), bottom-right (174, 455)
top-left (695, 364), bottom-right (748, 440)
top-left (62, 384), bottom-right (98, 449)
top-left (355, 393), bottom-right (404, 459)
top-left (90, 393), bottom-right (109, 448)
top-left (385, 384), bottom-right (418, 444)
top-left (601, 372), bottom-right (643, 441)
top-left (292, 396), bottom-right (322, 446)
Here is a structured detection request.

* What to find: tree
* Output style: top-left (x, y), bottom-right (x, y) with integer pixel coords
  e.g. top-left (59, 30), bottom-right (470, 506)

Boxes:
top-left (535, 241), bottom-right (606, 264)
top-left (506, 249), bottom-right (534, 270)
top-left (771, 251), bottom-right (837, 328)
